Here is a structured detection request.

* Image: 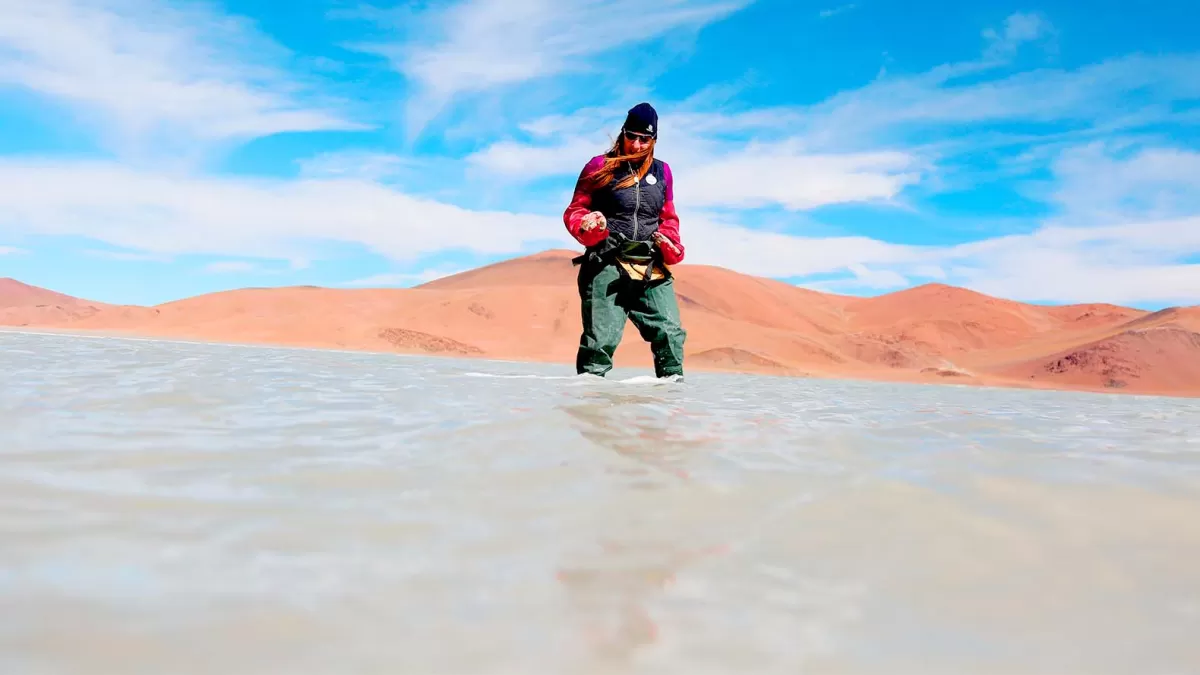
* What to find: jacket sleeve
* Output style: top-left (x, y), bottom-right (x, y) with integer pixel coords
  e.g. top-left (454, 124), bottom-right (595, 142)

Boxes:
top-left (563, 156), bottom-right (610, 248)
top-left (657, 162), bottom-right (685, 265)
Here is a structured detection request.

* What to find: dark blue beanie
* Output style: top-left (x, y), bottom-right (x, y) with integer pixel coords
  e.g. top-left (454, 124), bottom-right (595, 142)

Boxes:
top-left (622, 102), bottom-right (658, 138)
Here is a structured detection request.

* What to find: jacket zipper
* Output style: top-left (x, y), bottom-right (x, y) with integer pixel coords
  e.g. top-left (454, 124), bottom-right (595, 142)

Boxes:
top-left (631, 165), bottom-right (641, 241)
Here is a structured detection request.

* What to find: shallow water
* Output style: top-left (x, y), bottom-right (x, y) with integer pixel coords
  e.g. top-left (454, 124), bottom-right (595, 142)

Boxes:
top-left (1, 330), bottom-right (1199, 674)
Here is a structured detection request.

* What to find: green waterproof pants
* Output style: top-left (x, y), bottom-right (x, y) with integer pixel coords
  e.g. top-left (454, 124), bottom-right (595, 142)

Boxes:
top-left (576, 261), bottom-right (686, 378)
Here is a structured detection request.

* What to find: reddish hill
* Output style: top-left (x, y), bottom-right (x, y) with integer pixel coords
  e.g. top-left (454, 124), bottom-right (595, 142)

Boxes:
top-left (0, 277), bottom-right (108, 325)
top-left (1, 254), bottom-right (1197, 398)
top-left (1, 277), bottom-right (94, 308)
top-left (843, 283), bottom-right (1145, 354)
top-left (419, 249), bottom-right (580, 289)
top-left (1111, 306), bottom-right (1200, 333)
top-left (994, 308), bottom-right (1200, 391)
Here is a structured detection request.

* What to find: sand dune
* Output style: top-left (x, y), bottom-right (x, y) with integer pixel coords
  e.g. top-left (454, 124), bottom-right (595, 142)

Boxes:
top-left (3, 251), bottom-right (1197, 397)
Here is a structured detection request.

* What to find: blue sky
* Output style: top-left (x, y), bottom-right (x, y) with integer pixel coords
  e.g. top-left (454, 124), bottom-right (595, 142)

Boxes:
top-left (1, 0), bottom-right (1198, 308)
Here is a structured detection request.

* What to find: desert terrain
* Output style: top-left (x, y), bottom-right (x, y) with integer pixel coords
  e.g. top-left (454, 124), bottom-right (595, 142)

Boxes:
top-left (4, 249), bottom-right (1198, 397)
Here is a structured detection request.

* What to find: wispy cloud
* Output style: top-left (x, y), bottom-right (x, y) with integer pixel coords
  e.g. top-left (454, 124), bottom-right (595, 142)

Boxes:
top-left (982, 11), bottom-right (1055, 61)
top-left (939, 216), bottom-right (1200, 306)
top-left (665, 54), bottom-right (1197, 174)
top-left (343, 0), bottom-right (755, 138)
top-left (818, 4), bottom-right (856, 19)
top-left (1, 5), bottom-right (1196, 310)
top-left (1046, 143), bottom-right (1200, 226)
top-left (680, 210), bottom-right (1200, 306)
top-left (450, 8), bottom-right (1200, 308)
top-left (203, 261), bottom-right (258, 274)
top-left (0, 0), bottom-right (366, 162)
top-left (468, 136), bottom-right (610, 180)
top-left (82, 248), bottom-right (170, 262)
top-left (296, 151), bottom-right (414, 182)
top-left (679, 144), bottom-right (922, 210)
top-left (0, 245), bottom-right (28, 255)
top-left (3, 141), bottom-right (1197, 306)
top-left (341, 268), bottom-right (467, 287)
top-left (0, 158), bottom-right (571, 265)
top-left (466, 109), bottom-right (927, 211)
top-left (462, 11), bottom-right (1199, 216)
top-left (675, 144), bottom-right (1200, 305)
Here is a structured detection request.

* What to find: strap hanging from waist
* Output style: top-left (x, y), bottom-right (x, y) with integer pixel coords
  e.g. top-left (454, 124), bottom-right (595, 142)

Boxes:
top-left (573, 233), bottom-right (649, 264)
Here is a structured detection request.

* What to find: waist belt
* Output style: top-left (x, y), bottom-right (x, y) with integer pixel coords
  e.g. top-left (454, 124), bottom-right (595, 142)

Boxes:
top-left (572, 235), bottom-right (669, 283)
top-left (612, 239), bottom-right (667, 282)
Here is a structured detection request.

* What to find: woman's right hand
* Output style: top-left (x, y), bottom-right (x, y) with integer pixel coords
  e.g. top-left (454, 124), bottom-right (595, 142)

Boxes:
top-left (580, 211), bottom-right (607, 232)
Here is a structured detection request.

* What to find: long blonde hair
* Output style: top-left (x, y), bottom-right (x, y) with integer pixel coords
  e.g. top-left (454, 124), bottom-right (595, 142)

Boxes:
top-left (585, 133), bottom-right (656, 191)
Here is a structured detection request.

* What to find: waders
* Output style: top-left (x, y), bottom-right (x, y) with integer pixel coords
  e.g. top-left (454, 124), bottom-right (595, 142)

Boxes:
top-left (572, 235), bottom-right (686, 379)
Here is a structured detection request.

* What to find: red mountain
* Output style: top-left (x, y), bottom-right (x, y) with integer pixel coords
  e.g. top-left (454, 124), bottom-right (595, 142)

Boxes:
top-left (2, 252), bottom-right (1196, 397)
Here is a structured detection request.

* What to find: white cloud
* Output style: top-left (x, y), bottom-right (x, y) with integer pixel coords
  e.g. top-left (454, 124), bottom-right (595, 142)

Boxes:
top-left (0, 0), bottom-right (365, 160)
top-left (494, 49), bottom-right (1200, 165)
top-left (0, 159), bottom-right (571, 264)
top-left (466, 116), bottom-right (926, 211)
top-left (296, 151), bottom-right (414, 182)
top-left (1, 148), bottom-right (1198, 306)
top-left (460, 39), bottom-right (1199, 218)
top-left (676, 209), bottom-right (1200, 306)
top-left (671, 145), bottom-right (1200, 305)
top-left (982, 11), bottom-right (1054, 61)
top-left (796, 52), bottom-right (1200, 155)
top-left (847, 263), bottom-right (909, 289)
top-left (468, 136), bottom-right (608, 179)
top-left (679, 212), bottom-right (921, 278)
top-left (0, 245), bottom-right (28, 255)
top-left (347, 0), bottom-right (754, 137)
top-left (1047, 143), bottom-right (1200, 226)
top-left (1, 6), bottom-right (1197, 310)
top-left (913, 144), bottom-right (1200, 304)
top-left (516, 105), bottom-right (625, 139)
top-left (678, 143), bottom-right (922, 210)
top-left (941, 218), bottom-right (1200, 306)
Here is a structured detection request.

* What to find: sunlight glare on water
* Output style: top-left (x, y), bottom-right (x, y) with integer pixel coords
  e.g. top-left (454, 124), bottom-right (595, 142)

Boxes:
top-left (1, 330), bottom-right (1199, 674)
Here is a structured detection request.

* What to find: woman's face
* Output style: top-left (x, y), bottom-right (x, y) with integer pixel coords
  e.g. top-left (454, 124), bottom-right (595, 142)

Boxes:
top-left (622, 129), bottom-right (653, 154)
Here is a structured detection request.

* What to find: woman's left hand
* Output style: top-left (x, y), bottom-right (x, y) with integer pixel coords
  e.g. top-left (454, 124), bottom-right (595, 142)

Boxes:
top-left (652, 231), bottom-right (681, 256)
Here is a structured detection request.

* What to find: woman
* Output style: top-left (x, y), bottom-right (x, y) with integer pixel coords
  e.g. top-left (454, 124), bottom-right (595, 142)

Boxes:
top-left (562, 102), bottom-right (687, 380)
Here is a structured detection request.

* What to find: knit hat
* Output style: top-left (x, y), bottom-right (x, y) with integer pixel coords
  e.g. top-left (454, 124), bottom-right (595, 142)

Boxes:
top-left (622, 102), bottom-right (658, 139)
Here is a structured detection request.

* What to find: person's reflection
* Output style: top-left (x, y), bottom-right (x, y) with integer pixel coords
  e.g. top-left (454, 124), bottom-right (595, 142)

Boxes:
top-left (555, 538), bottom-right (729, 669)
top-left (556, 389), bottom-right (721, 483)
top-left (553, 390), bottom-right (730, 668)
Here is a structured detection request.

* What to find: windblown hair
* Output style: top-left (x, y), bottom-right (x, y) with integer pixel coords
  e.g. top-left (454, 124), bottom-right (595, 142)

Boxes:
top-left (585, 133), bottom-right (656, 191)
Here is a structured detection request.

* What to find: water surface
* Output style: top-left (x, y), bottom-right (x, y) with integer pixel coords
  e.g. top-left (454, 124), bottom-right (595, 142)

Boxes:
top-left (2, 330), bottom-right (1199, 674)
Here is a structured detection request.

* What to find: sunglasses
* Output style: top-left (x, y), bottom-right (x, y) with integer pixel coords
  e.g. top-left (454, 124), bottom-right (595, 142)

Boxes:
top-left (623, 130), bottom-right (653, 143)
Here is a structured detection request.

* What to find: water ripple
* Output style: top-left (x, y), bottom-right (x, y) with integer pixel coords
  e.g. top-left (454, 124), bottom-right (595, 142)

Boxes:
top-left (1, 330), bottom-right (1199, 674)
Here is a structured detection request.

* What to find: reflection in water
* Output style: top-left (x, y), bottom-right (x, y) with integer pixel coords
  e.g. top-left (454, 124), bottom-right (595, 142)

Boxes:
top-left (555, 538), bottom-right (731, 670)
top-left (556, 390), bottom-right (732, 667)
top-left (558, 390), bottom-right (713, 482)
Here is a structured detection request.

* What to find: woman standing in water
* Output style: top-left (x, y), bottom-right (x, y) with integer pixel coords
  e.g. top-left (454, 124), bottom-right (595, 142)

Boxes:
top-left (563, 102), bottom-right (687, 381)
